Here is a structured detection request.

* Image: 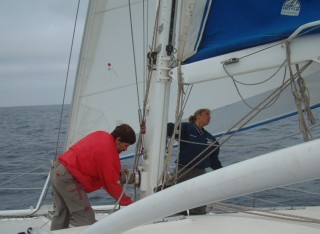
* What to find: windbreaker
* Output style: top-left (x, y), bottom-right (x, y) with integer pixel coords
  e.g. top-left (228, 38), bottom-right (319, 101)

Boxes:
top-left (167, 122), bottom-right (222, 169)
top-left (58, 131), bottom-right (132, 206)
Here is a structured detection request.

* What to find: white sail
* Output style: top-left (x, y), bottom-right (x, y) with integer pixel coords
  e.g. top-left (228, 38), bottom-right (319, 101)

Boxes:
top-left (65, 0), bottom-right (158, 148)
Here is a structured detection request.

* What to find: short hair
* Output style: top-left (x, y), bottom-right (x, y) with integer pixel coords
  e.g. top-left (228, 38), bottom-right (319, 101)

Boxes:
top-left (111, 124), bottom-right (136, 144)
top-left (189, 108), bottom-right (210, 123)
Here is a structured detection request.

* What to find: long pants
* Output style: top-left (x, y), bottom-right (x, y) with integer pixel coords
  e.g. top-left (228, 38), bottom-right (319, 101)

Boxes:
top-left (50, 159), bottom-right (95, 230)
top-left (177, 166), bottom-right (207, 215)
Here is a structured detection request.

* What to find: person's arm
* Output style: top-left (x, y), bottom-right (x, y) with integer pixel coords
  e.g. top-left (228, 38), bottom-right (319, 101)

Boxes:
top-left (98, 151), bottom-right (133, 206)
top-left (167, 122), bottom-right (189, 139)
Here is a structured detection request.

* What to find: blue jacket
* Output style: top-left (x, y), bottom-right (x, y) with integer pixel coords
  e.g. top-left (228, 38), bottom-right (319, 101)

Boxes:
top-left (167, 122), bottom-right (222, 170)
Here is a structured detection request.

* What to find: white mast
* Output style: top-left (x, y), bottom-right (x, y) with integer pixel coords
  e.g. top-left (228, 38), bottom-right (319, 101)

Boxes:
top-left (139, 0), bottom-right (174, 197)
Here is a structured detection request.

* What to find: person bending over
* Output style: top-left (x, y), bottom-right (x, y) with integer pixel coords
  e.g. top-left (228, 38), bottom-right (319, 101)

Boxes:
top-left (50, 124), bottom-right (136, 230)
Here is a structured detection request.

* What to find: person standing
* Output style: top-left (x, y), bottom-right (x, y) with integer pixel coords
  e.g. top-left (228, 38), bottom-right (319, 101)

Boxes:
top-left (167, 108), bottom-right (222, 215)
top-left (50, 124), bottom-right (136, 230)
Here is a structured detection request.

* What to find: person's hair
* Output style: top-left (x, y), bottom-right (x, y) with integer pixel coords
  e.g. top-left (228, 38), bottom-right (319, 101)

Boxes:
top-left (189, 108), bottom-right (210, 123)
top-left (111, 124), bottom-right (136, 144)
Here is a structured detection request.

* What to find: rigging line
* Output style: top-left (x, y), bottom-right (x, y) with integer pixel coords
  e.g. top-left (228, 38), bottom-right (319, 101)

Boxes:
top-left (143, 0), bottom-right (146, 94)
top-left (162, 75), bottom-right (194, 186)
top-left (286, 42), bottom-right (313, 141)
top-left (176, 66), bottom-right (311, 180)
top-left (175, 121), bottom-right (320, 149)
top-left (177, 73), bottom-right (312, 181)
top-left (26, 0), bottom-right (83, 218)
top-left (142, 0), bottom-right (150, 94)
top-left (133, 2), bottom-right (162, 197)
top-left (296, 65), bottom-right (316, 125)
top-left (223, 124), bottom-right (320, 147)
top-left (54, 0), bottom-right (82, 159)
top-left (128, 0), bottom-right (141, 112)
top-left (289, 25), bottom-right (320, 41)
top-left (237, 41), bottom-right (283, 60)
top-left (223, 60), bottom-right (287, 86)
top-left (132, 7), bottom-right (161, 177)
top-left (0, 163), bottom-right (48, 186)
top-left (241, 195), bottom-right (290, 207)
top-left (128, 0), bottom-right (148, 198)
top-left (143, 1), bottom-right (161, 114)
top-left (211, 202), bottom-right (320, 224)
top-left (279, 186), bottom-right (320, 197)
top-left (159, 64), bottom-right (185, 188)
top-left (0, 173), bottom-right (47, 175)
top-left (111, 173), bottom-right (129, 213)
top-left (236, 24), bottom-right (320, 61)
top-left (0, 188), bottom-right (44, 190)
top-left (159, 64), bottom-right (183, 187)
top-left (223, 60), bottom-right (287, 111)
top-left (183, 64), bottom-right (307, 170)
top-left (132, 3), bottom-right (161, 167)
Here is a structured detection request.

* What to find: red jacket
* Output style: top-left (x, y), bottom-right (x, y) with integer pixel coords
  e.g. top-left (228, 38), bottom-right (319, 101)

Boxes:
top-left (58, 131), bottom-right (133, 206)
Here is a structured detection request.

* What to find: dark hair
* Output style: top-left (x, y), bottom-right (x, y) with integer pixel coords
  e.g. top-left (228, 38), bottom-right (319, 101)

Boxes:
top-left (189, 108), bottom-right (210, 123)
top-left (111, 124), bottom-right (136, 144)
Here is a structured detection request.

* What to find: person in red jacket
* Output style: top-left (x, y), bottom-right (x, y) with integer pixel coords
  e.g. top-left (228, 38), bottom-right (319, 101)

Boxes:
top-left (50, 124), bottom-right (136, 230)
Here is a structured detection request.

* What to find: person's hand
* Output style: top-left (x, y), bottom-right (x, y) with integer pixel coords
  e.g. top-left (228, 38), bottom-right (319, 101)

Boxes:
top-left (120, 168), bottom-right (135, 185)
top-left (119, 168), bottom-right (129, 185)
top-left (121, 168), bottom-right (129, 175)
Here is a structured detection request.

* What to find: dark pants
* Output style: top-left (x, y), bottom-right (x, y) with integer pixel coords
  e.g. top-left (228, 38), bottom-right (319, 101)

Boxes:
top-left (177, 166), bottom-right (207, 215)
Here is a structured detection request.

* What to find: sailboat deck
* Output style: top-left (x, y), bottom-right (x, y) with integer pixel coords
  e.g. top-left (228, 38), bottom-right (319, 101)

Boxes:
top-left (122, 207), bottom-right (320, 234)
top-left (2, 206), bottom-right (319, 234)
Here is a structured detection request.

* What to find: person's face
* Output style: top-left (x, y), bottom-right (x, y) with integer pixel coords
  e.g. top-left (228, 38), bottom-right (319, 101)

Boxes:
top-left (198, 111), bottom-right (211, 126)
top-left (115, 137), bottom-right (130, 153)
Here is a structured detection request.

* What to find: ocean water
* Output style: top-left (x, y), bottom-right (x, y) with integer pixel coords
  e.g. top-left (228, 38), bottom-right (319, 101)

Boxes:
top-left (0, 105), bottom-right (319, 211)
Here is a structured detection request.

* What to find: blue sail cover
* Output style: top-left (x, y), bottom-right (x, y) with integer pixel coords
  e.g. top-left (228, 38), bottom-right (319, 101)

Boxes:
top-left (185, 0), bottom-right (320, 64)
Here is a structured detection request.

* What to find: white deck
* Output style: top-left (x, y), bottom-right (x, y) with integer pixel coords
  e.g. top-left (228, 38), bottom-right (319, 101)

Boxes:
top-left (2, 206), bottom-right (319, 234)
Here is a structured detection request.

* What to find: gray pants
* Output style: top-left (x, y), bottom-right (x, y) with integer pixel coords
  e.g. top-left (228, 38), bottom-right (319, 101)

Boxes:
top-left (50, 160), bottom-right (95, 230)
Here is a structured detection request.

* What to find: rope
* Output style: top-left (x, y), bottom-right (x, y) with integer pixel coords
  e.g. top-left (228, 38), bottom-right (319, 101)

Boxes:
top-left (280, 185), bottom-right (320, 197)
top-left (296, 64), bottom-right (316, 126)
top-left (0, 164), bottom-right (48, 186)
top-left (163, 27), bottom-right (319, 203)
top-left (159, 63), bottom-right (185, 189)
top-left (54, 0), bottom-right (81, 159)
top-left (128, 0), bottom-right (142, 113)
top-left (132, 0), bottom-right (161, 197)
top-left (223, 60), bottom-right (287, 110)
top-left (210, 202), bottom-right (320, 224)
top-left (110, 173), bottom-right (130, 214)
top-left (176, 62), bottom-right (312, 181)
top-left (230, 124), bottom-right (319, 147)
top-left (285, 41), bottom-right (314, 142)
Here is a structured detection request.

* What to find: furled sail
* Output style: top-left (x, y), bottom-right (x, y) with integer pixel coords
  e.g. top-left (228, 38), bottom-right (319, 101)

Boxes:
top-left (170, 0), bottom-right (320, 136)
top-left (185, 0), bottom-right (320, 63)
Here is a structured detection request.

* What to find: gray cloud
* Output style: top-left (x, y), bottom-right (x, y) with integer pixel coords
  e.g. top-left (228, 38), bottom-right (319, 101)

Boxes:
top-left (0, 0), bottom-right (88, 107)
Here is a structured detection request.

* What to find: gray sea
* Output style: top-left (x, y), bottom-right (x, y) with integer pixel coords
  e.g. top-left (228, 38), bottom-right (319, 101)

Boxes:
top-left (0, 105), bottom-right (319, 211)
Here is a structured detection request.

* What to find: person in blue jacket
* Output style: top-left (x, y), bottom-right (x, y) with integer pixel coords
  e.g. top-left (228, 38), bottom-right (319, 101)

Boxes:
top-left (167, 108), bottom-right (222, 215)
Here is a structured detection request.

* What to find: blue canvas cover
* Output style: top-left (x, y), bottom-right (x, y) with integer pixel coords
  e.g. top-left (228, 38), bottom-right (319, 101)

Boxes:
top-left (185, 0), bottom-right (320, 64)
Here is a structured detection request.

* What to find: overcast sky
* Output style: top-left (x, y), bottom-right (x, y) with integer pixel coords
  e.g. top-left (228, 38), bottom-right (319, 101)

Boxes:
top-left (0, 0), bottom-right (89, 107)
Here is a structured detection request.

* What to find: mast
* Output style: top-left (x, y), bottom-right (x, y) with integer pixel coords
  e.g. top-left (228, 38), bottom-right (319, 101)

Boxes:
top-left (139, 0), bottom-right (175, 197)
